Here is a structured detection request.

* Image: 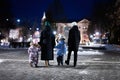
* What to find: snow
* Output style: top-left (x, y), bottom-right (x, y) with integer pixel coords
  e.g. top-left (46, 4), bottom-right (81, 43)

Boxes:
top-left (104, 44), bottom-right (120, 51)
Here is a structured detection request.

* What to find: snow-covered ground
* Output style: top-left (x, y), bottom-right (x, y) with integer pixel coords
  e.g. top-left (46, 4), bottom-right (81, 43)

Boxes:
top-left (104, 44), bottom-right (120, 51)
top-left (0, 44), bottom-right (120, 52)
top-left (85, 44), bottom-right (120, 51)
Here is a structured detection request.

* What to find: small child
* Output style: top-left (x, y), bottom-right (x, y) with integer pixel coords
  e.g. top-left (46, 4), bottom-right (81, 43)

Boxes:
top-left (28, 42), bottom-right (40, 67)
top-left (55, 37), bottom-right (67, 66)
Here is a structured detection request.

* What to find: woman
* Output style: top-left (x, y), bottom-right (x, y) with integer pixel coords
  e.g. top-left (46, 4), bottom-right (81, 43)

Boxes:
top-left (40, 22), bottom-right (55, 67)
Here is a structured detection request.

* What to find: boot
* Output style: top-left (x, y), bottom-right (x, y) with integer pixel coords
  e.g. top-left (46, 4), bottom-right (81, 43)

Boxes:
top-left (35, 64), bottom-right (38, 67)
top-left (65, 60), bottom-right (69, 65)
top-left (30, 62), bottom-right (33, 67)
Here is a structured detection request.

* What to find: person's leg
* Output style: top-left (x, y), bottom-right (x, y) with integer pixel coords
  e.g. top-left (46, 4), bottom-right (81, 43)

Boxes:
top-left (65, 49), bottom-right (72, 65)
top-left (57, 56), bottom-right (60, 65)
top-left (29, 55), bottom-right (33, 67)
top-left (34, 56), bottom-right (39, 67)
top-left (29, 60), bottom-right (33, 67)
top-left (30, 62), bottom-right (33, 67)
top-left (74, 51), bottom-right (78, 67)
top-left (48, 60), bottom-right (50, 65)
top-left (45, 60), bottom-right (48, 67)
top-left (61, 55), bottom-right (63, 65)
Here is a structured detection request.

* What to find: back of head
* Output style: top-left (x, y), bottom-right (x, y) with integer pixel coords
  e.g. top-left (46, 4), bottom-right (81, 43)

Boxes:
top-left (34, 44), bottom-right (40, 47)
top-left (30, 42), bottom-right (34, 46)
top-left (30, 42), bottom-right (39, 47)
top-left (45, 21), bottom-right (50, 26)
top-left (71, 22), bottom-right (78, 30)
top-left (45, 21), bottom-right (51, 31)
top-left (72, 25), bottom-right (78, 30)
top-left (71, 22), bottom-right (77, 26)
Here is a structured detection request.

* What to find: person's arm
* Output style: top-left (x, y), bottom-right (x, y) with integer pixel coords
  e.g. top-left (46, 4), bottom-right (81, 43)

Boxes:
top-left (63, 44), bottom-right (67, 54)
top-left (28, 47), bottom-right (32, 54)
top-left (52, 34), bottom-right (56, 48)
top-left (40, 32), bottom-right (43, 46)
top-left (55, 43), bottom-right (61, 49)
top-left (78, 31), bottom-right (80, 43)
top-left (68, 30), bottom-right (72, 46)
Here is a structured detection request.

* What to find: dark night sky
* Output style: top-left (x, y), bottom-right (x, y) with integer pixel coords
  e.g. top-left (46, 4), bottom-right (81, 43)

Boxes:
top-left (10, 0), bottom-right (114, 22)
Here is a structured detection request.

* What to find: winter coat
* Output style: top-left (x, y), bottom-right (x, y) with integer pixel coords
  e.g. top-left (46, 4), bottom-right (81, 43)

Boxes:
top-left (68, 25), bottom-right (80, 51)
top-left (40, 26), bottom-right (55, 60)
top-left (55, 40), bottom-right (67, 56)
top-left (28, 45), bottom-right (40, 63)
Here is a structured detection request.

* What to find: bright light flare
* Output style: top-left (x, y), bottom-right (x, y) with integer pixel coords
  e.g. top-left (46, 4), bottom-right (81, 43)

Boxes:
top-left (17, 19), bottom-right (20, 23)
top-left (53, 31), bottom-right (57, 35)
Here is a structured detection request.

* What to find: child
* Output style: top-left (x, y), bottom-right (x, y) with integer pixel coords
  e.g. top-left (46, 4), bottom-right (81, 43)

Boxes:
top-left (28, 42), bottom-right (40, 67)
top-left (55, 37), bottom-right (67, 66)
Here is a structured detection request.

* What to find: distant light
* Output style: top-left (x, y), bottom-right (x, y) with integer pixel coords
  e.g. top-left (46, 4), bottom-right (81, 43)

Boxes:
top-left (17, 19), bottom-right (20, 23)
top-left (29, 28), bottom-right (32, 30)
top-left (36, 28), bottom-right (39, 31)
top-left (30, 35), bottom-right (32, 37)
top-left (34, 31), bottom-right (40, 37)
top-left (6, 19), bottom-right (9, 21)
top-left (95, 32), bottom-right (100, 35)
top-left (53, 31), bottom-right (57, 35)
top-left (90, 35), bottom-right (93, 38)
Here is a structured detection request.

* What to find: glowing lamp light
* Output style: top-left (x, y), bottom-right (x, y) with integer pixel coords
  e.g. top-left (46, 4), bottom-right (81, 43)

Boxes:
top-left (29, 28), bottom-right (32, 30)
top-left (53, 31), bottom-right (57, 35)
top-left (34, 31), bottom-right (40, 38)
top-left (36, 28), bottom-right (39, 31)
top-left (90, 35), bottom-right (93, 38)
top-left (17, 19), bottom-right (20, 22)
top-left (6, 19), bottom-right (9, 21)
top-left (95, 32), bottom-right (100, 35)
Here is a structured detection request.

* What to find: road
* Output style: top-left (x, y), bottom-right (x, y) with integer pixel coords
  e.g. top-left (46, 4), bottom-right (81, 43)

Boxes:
top-left (0, 48), bottom-right (120, 80)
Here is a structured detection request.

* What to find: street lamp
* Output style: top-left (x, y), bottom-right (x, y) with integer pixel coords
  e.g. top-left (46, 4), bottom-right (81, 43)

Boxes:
top-left (6, 19), bottom-right (9, 21)
top-left (90, 35), bottom-right (93, 38)
top-left (17, 19), bottom-right (20, 23)
top-left (53, 31), bottom-right (57, 35)
top-left (95, 32), bottom-right (100, 36)
top-left (36, 28), bottom-right (39, 31)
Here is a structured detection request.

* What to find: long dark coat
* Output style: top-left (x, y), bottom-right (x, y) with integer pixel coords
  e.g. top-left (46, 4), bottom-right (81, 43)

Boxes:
top-left (68, 25), bottom-right (80, 51)
top-left (40, 26), bottom-right (55, 60)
